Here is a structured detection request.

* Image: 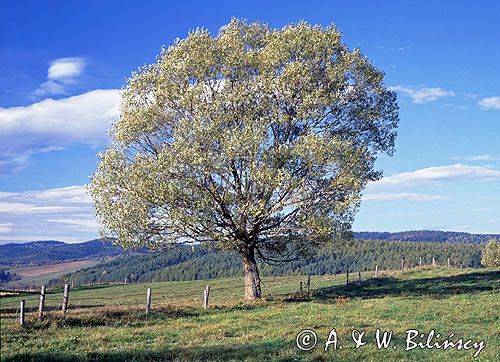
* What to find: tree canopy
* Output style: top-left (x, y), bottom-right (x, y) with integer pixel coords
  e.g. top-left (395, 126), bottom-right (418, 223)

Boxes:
top-left (89, 19), bottom-right (399, 299)
top-left (481, 239), bottom-right (500, 267)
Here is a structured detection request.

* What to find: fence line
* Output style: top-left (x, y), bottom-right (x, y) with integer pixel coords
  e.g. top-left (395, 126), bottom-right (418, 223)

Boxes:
top-left (1, 256), bottom-right (463, 326)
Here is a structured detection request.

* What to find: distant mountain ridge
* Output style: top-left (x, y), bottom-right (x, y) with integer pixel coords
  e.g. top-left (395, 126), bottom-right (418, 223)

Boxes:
top-left (1, 230), bottom-right (497, 267)
top-left (0, 239), bottom-right (122, 266)
top-left (354, 230), bottom-right (498, 243)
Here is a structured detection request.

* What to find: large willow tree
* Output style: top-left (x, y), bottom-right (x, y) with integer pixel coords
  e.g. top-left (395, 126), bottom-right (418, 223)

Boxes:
top-left (90, 19), bottom-right (398, 300)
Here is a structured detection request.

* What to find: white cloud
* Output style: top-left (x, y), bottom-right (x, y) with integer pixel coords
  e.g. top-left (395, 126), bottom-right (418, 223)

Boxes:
top-left (0, 153), bottom-right (30, 174)
top-left (0, 222), bottom-right (13, 234)
top-left (0, 185), bottom-right (98, 242)
top-left (0, 89), bottom-right (119, 147)
top-left (25, 185), bottom-right (92, 204)
top-left (0, 202), bottom-right (79, 214)
top-left (370, 164), bottom-right (500, 189)
top-left (0, 235), bottom-right (92, 243)
top-left (0, 185), bottom-right (92, 214)
top-left (47, 57), bottom-right (85, 80)
top-left (445, 103), bottom-right (468, 111)
top-left (478, 96), bottom-right (500, 110)
top-left (47, 218), bottom-right (98, 230)
top-left (363, 192), bottom-right (447, 202)
top-left (389, 85), bottom-right (455, 104)
top-left (375, 45), bottom-right (410, 52)
top-left (0, 89), bottom-right (120, 173)
top-left (33, 57), bottom-right (86, 96)
top-left (453, 154), bottom-right (500, 162)
top-left (0, 192), bottom-right (17, 199)
top-left (33, 80), bottom-right (66, 96)
top-left (387, 46), bottom-right (410, 52)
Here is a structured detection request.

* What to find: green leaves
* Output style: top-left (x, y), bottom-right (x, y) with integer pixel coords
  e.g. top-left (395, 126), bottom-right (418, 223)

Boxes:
top-left (481, 239), bottom-right (500, 267)
top-left (89, 19), bottom-right (399, 260)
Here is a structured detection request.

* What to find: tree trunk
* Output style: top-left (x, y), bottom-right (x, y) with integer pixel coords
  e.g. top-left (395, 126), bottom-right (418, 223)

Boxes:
top-left (240, 245), bottom-right (262, 300)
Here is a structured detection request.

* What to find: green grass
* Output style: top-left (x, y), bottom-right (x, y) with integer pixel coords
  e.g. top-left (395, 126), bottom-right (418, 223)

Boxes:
top-left (0, 267), bottom-right (498, 361)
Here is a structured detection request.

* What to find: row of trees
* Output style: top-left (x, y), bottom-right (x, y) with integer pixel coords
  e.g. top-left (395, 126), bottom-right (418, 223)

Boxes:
top-left (0, 269), bottom-right (20, 284)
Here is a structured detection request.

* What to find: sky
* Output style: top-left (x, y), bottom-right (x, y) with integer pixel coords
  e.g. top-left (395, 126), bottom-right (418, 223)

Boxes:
top-left (0, 0), bottom-right (499, 243)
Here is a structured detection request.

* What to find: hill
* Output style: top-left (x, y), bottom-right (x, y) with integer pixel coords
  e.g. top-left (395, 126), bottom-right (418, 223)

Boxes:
top-left (1, 267), bottom-right (498, 361)
top-left (0, 239), bottom-right (123, 266)
top-left (1, 231), bottom-right (494, 288)
top-left (2, 230), bottom-right (495, 267)
top-left (354, 230), bottom-right (499, 243)
top-left (55, 239), bottom-right (484, 286)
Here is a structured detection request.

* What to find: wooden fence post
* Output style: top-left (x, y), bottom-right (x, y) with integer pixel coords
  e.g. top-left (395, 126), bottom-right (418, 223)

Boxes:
top-left (38, 285), bottom-right (46, 321)
top-left (61, 284), bottom-right (70, 316)
top-left (306, 275), bottom-right (311, 297)
top-left (375, 264), bottom-right (378, 278)
top-left (203, 285), bottom-right (210, 309)
top-left (299, 282), bottom-right (303, 297)
top-left (20, 300), bottom-right (25, 327)
top-left (146, 288), bottom-right (151, 316)
top-left (346, 269), bottom-right (349, 285)
top-left (358, 271), bottom-right (361, 282)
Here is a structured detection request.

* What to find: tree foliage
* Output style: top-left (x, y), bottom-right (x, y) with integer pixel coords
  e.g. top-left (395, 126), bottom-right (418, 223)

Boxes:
top-left (481, 239), bottom-right (500, 267)
top-left (89, 19), bottom-right (398, 298)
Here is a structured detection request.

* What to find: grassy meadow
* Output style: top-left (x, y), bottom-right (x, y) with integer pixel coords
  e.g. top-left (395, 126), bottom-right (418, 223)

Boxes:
top-left (0, 267), bottom-right (498, 361)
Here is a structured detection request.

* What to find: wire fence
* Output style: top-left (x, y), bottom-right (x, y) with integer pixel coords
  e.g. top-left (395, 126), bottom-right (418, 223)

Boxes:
top-left (0, 281), bottom-right (243, 312)
top-left (1, 259), bottom-right (458, 326)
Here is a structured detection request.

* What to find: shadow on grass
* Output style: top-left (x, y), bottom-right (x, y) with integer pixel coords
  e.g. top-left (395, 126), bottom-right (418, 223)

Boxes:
top-left (311, 270), bottom-right (500, 302)
top-left (18, 303), bottom-right (267, 329)
top-left (37, 305), bottom-right (200, 328)
top-left (2, 341), bottom-right (290, 362)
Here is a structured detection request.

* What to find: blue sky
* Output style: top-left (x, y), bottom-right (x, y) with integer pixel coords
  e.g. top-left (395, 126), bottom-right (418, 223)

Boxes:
top-left (0, 0), bottom-right (499, 242)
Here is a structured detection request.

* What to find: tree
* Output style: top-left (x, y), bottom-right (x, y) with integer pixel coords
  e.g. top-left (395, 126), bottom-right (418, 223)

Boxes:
top-left (481, 239), bottom-right (500, 267)
top-left (89, 19), bottom-right (399, 300)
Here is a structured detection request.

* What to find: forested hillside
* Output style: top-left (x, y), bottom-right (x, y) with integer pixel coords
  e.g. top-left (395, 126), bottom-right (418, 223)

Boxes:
top-left (2, 230), bottom-right (494, 267)
top-left (55, 239), bottom-right (483, 285)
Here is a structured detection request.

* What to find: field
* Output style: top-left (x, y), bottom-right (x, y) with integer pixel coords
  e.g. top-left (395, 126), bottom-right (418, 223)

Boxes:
top-left (2, 260), bottom-right (100, 288)
top-left (0, 267), bottom-right (499, 361)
